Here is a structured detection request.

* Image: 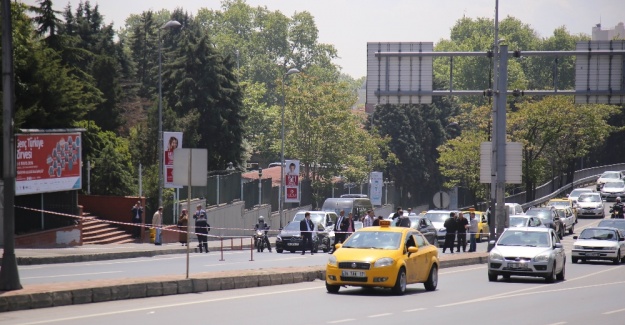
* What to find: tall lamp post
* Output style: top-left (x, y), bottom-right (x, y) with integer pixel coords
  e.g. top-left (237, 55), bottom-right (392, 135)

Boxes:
top-left (158, 20), bottom-right (181, 208)
top-left (279, 68), bottom-right (300, 228)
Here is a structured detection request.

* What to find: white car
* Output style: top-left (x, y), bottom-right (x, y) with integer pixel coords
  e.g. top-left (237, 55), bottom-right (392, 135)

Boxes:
top-left (508, 215), bottom-right (542, 228)
top-left (424, 210), bottom-right (461, 244)
top-left (596, 171), bottom-right (624, 191)
top-left (600, 180), bottom-right (625, 201)
top-left (488, 227), bottom-right (566, 282)
top-left (575, 193), bottom-right (605, 218)
top-left (572, 227), bottom-right (625, 264)
top-left (568, 188), bottom-right (593, 204)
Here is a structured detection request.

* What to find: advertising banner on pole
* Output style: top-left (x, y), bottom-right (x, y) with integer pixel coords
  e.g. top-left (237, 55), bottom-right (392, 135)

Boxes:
top-left (370, 172), bottom-right (383, 206)
top-left (164, 131), bottom-right (183, 188)
top-left (284, 159), bottom-right (300, 203)
top-left (16, 133), bottom-right (82, 195)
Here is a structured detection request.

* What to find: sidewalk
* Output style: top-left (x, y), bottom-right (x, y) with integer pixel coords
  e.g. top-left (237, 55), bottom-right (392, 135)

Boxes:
top-left (0, 241), bottom-right (488, 312)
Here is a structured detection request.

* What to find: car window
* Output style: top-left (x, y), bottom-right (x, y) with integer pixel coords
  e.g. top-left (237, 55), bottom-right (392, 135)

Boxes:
top-left (425, 212), bottom-right (449, 223)
top-left (578, 194), bottom-right (601, 202)
top-left (579, 228), bottom-right (618, 241)
top-left (405, 234), bottom-right (417, 252)
top-left (413, 233), bottom-right (427, 247)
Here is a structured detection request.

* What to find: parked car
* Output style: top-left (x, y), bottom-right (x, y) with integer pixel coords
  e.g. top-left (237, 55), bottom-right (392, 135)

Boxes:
top-left (567, 188), bottom-right (593, 204)
top-left (555, 207), bottom-right (576, 235)
top-left (571, 227), bottom-right (625, 264)
top-left (488, 227), bottom-right (566, 282)
top-left (508, 214), bottom-right (543, 228)
top-left (575, 193), bottom-right (605, 218)
top-left (600, 180), bottom-right (625, 201)
top-left (525, 206), bottom-right (565, 239)
top-left (325, 220), bottom-right (440, 295)
top-left (596, 171), bottom-right (624, 191)
top-left (275, 221), bottom-right (326, 253)
top-left (292, 210), bottom-right (337, 251)
top-left (407, 216), bottom-right (438, 246)
top-left (424, 210), bottom-right (461, 244)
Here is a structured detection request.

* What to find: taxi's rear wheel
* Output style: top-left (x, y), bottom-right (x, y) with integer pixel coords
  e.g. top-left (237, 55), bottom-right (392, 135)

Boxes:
top-left (326, 282), bottom-right (340, 294)
top-left (391, 268), bottom-right (407, 295)
top-left (424, 265), bottom-right (438, 291)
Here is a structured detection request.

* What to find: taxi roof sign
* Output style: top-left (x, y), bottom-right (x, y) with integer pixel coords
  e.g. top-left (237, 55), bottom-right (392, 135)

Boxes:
top-left (379, 220), bottom-right (391, 227)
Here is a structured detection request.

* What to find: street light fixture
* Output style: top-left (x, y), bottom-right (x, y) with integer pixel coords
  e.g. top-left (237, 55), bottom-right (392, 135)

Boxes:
top-left (279, 68), bottom-right (300, 228)
top-left (158, 20), bottom-right (181, 208)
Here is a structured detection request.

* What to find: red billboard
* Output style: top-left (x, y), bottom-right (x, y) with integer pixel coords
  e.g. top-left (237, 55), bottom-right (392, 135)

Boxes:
top-left (16, 133), bottom-right (82, 195)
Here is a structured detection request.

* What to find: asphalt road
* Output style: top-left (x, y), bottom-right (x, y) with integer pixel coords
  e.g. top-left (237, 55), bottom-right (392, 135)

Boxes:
top-left (3, 256), bottom-right (624, 325)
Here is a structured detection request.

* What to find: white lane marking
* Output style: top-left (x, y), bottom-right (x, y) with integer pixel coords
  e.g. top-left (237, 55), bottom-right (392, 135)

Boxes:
top-left (436, 280), bottom-right (625, 308)
top-left (546, 322), bottom-right (567, 325)
top-left (22, 271), bottom-right (123, 280)
top-left (403, 308), bottom-right (426, 312)
top-left (327, 319), bottom-right (356, 324)
top-left (440, 266), bottom-right (485, 274)
top-left (204, 256), bottom-right (307, 266)
top-left (603, 308), bottom-right (625, 315)
top-left (367, 313), bottom-right (392, 318)
top-left (16, 285), bottom-right (324, 325)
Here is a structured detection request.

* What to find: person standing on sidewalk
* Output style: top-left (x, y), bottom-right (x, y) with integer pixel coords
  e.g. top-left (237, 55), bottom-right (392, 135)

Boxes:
top-left (362, 210), bottom-right (374, 228)
top-left (131, 201), bottom-right (143, 239)
top-left (467, 209), bottom-right (479, 252)
top-left (300, 212), bottom-right (315, 255)
top-left (456, 212), bottom-right (469, 253)
top-left (177, 209), bottom-right (189, 246)
top-left (442, 212), bottom-right (457, 253)
top-left (152, 207), bottom-right (163, 245)
top-left (194, 204), bottom-right (210, 253)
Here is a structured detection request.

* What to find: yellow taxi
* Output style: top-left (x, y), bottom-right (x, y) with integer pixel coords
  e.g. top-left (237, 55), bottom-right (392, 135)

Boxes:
top-left (325, 220), bottom-right (439, 295)
top-left (461, 210), bottom-right (490, 242)
top-left (547, 198), bottom-right (578, 221)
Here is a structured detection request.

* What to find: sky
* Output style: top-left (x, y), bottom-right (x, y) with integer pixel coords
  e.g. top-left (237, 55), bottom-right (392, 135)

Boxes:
top-left (22, 0), bottom-right (625, 78)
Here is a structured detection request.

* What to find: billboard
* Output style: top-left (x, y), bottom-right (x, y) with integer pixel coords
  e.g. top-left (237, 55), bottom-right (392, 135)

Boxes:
top-left (284, 159), bottom-right (300, 203)
top-left (16, 133), bottom-right (82, 195)
top-left (575, 40), bottom-right (625, 104)
top-left (370, 172), bottom-right (383, 206)
top-left (164, 131), bottom-right (183, 188)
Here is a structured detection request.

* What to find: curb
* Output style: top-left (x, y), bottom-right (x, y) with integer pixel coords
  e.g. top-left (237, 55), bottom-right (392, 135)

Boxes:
top-left (0, 254), bottom-right (487, 312)
top-left (12, 248), bottom-right (192, 266)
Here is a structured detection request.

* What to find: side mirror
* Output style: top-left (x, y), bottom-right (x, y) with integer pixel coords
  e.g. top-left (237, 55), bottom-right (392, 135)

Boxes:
top-left (408, 246), bottom-right (419, 253)
top-left (334, 243), bottom-right (343, 250)
top-left (554, 243), bottom-right (563, 249)
top-left (619, 237), bottom-right (625, 242)
top-left (489, 240), bottom-right (496, 245)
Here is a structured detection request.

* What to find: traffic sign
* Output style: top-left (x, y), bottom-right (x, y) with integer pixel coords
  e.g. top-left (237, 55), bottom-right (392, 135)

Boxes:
top-left (433, 191), bottom-right (450, 209)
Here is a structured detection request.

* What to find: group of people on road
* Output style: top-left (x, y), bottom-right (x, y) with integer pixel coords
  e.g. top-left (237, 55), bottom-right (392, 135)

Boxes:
top-left (442, 210), bottom-right (479, 253)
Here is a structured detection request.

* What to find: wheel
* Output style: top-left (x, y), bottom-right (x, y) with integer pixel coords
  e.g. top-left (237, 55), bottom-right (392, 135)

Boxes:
top-left (326, 282), bottom-right (340, 294)
top-left (545, 263), bottom-right (556, 283)
top-left (488, 272), bottom-right (498, 282)
top-left (289, 250), bottom-right (295, 253)
top-left (276, 248), bottom-right (283, 253)
top-left (391, 268), bottom-right (407, 295)
top-left (424, 265), bottom-right (438, 291)
top-left (572, 257), bottom-right (579, 264)
top-left (556, 262), bottom-right (565, 281)
top-left (568, 224), bottom-right (574, 235)
top-left (614, 250), bottom-right (621, 265)
top-left (579, 258), bottom-right (586, 264)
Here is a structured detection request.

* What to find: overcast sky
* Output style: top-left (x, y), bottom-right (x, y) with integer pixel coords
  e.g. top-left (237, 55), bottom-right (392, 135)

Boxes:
top-left (22, 0), bottom-right (625, 78)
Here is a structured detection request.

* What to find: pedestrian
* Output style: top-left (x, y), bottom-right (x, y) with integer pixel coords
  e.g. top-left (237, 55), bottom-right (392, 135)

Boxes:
top-left (442, 212), bottom-right (457, 253)
top-left (392, 207), bottom-right (403, 221)
top-left (397, 212), bottom-right (411, 228)
top-left (344, 212), bottom-right (356, 236)
top-left (131, 200), bottom-right (143, 239)
top-left (300, 212), bottom-right (315, 255)
top-left (152, 206), bottom-right (163, 246)
top-left (373, 216), bottom-right (383, 226)
top-left (177, 209), bottom-right (188, 246)
top-left (363, 209), bottom-right (374, 227)
top-left (467, 209), bottom-right (479, 252)
top-left (407, 207), bottom-right (416, 216)
top-left (331, 210), bottom-right (346, 253)
top-left (456, 212), bottom-right (469, 252)
top-left (194, 204), bottom-right (210, 253)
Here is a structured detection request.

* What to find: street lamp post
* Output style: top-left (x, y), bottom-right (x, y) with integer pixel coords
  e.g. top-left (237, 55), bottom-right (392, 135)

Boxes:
top-left (279, 68), bottom-right (300, 228)
top-left (158, 20), bottom-right (181, 208)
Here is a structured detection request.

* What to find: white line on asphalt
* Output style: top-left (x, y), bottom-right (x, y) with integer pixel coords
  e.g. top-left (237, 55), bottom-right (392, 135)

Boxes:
top-left (603, 308), bottom-right (625, 315)
top-left (545, 322), bottom-right (567, 325)
top-left (15, 285), bottom-right (324, 325)
top-left (440, 266), bottom-right (485, 274)
top-left (327, 319), bottom-right (356, 324)
top-left (403, 308), bottom-right (426, 312)
top-left (204, 256), bottom-right (307, 266)
top-left (21, 271), bottom-right (123, 280)
top-left (367, 313), bottom-right (392, 318)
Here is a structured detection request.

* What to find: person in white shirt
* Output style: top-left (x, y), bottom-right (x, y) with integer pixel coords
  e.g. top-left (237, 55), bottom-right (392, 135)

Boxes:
top-left (467, 209), bottom-right (479, 252)
top-left (362, 209), bottom-right (374, 227)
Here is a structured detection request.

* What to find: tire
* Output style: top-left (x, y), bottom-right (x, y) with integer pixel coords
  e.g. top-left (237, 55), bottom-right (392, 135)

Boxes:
top-left (572, 257), bottom-right (579, 264)
top-left (424, 265), bottom-right (438, 291)
top-left (276, 248), bottom-right (283, 253)
top-left (545, 263), bottom-right (556, 283)
top-left (488, 272), bottom-right (498, 282)
top-left (614, 250), bottom-right (621, 265)
top-left (326, 282), bottom-right (340, 294)
top-left (579, 258), bottom-right (586, 264)
top-left (391, 268), bottom-right (407, 295)
top-left (568, 224), bottom-right (574, 235)
top-left (556, 262), bottom-right (565, 281)
top-left (289, 250), bottom-right (295, 253)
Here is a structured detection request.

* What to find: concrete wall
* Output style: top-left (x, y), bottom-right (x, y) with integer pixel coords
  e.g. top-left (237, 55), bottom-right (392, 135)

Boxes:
top-left (15, 224), bottom-right (82, 248)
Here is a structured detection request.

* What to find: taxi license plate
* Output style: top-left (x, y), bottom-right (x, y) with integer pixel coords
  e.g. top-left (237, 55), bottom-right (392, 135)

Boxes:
top-left (287, 243), bottom-right (299, 246)
top-left (586, 252), bottom-right (600, 257)
top-left (508, 262), bottom-right (524, 269)
top-left (341, 270), bottom-right (366, 277)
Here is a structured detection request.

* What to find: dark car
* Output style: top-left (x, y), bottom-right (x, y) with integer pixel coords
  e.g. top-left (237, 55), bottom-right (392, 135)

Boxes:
top-left (399, 216), bottom-right (439, 247)
top-left (525, 206), bottom-right (565, 239)
top-left (275, 221), bottom-right (329, 253)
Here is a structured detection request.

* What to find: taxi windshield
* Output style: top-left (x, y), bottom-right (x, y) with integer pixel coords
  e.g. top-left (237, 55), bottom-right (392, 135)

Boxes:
top-left (341, 231), bottom-right (402, 250)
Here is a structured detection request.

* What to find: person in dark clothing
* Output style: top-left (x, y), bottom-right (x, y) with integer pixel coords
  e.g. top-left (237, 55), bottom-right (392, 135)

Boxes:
top-left (443, 212), bottom-right (458, 254)
top-left (392, 207), bottom-right (403, 221)
top-left (193, 204), bottom-right (210, 253)
top-left (610, 197), bottom-right (625, 219)
top-left (300, 212), bottom-right (315, 255)
top-left (372, 216), bottom-right (383, 226)
top-left (397, 214), bottom-right (411, 228)
top-left (130, 201), bottom-right (143, 239)
top-left (456, 213), bottom-right (469, 252)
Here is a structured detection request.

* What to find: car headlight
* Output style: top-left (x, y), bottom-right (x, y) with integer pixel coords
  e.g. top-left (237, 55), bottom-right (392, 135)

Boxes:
top-left (596, 205), bottom-right (603, 209)
top-left (574, 245), bottom-right (582, 249)
top-left (533, 253), bottom-right (550, 262)
top-left (489, 251), bottom-right (503, 261)
top-left (374, 257), bottom-right (395, 268)
top-left (328, 255), bottom-right (337, 267)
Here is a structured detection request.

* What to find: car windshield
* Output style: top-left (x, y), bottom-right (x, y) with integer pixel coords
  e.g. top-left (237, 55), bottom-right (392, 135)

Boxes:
top-left (283, 222), bottom-right (301, 231)
top-left (341, 231), bottom-right (402, 250)
top-left (570, 189), bottom-right (591, 197)
top-left (579, 229), bottom-right (617, 241)
top-left (602, 172), bottom-right (620, 179)
top-left (578, 194), bottom-right (601, 202)
top-left (509, 217), bottom-right (527, 227)
top-left (293, 213), bottom-right (324, 225)
top-left (425, 212), bottom-right (449, 223)
top-left (603, 181), bottom-right (625, 189)
top-left (526, 209), bottom-right (551, 220)
top-left (598, 220), bottom-right (625, 232)
top-left (547, 201), bottom-right (570, 208)
top-left (498, 231), bottom-right (551, 247)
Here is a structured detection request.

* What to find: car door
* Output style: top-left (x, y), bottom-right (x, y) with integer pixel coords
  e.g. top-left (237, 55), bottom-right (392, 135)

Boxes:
top-left (551, 231), bottom-right (565, 271)
top-left (418, 218), bottom-right (436, 244)
top-left (404, 232), bottom-right (420, 283)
